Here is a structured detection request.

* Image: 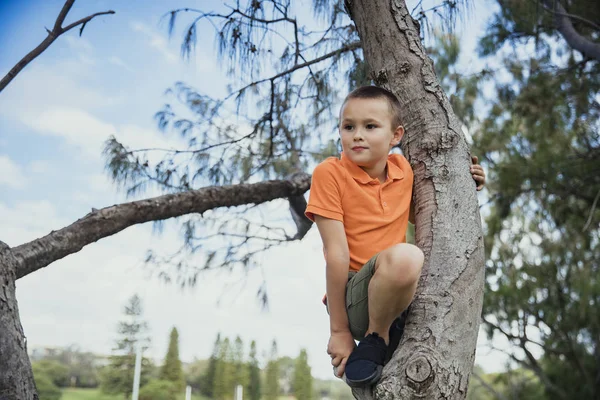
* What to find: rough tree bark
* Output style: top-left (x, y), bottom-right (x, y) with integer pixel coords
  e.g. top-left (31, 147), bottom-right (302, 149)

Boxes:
top-left (347, 0), bottom-right (485, 399)
top-left (0, 176), bottom-right (309, 399)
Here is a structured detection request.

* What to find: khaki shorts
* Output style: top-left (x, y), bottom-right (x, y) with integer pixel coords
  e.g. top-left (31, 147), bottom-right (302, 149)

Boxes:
top-left (345, 254), bottom-right (378, 340)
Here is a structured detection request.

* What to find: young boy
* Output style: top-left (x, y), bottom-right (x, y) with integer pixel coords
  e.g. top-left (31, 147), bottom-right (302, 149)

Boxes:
top-left (304, 86), bottom-right (486, 387)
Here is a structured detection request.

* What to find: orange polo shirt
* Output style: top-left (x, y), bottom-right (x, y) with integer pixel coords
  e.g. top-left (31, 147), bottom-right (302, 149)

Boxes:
top-left (305, 152), bottom-right (413, 271)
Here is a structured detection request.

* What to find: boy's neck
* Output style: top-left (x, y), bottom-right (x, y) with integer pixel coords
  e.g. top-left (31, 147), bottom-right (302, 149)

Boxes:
top-left (360, 158), bottom-right (388, 183)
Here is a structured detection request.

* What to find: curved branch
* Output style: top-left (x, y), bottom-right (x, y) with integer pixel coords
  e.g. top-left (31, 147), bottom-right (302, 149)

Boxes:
top-left (12, 174), bottom-right (311, 279)
top-left (542, 0), bottom-right (600, 61)
top-left (0, 0), bottom-right (115, 93)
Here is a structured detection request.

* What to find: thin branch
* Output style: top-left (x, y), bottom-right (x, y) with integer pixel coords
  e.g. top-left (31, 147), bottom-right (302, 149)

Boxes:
top-left (0, 0), bottom-right (114, 93)
top-left (223, 41), bottom-right (361, 102)
top-left (541, 0), bottom-right (600, 61)
top-left (483, 317), bottom-right (569, 399)
top-left (11, 174), bottom-right (311, 279)
top-left (583, 188), bottom-right (600, 230)
top-left (61, 10), bottom-right (116, 34)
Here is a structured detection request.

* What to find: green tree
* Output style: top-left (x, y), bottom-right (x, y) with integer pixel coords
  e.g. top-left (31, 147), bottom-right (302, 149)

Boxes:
top-left (292, 349), bottom-right (312, 400)
top-left (473, 2), bottom-right (600, 398)
top-left (247, 340), bottom-right (261, 400)
top-left (213, 337), bottom-right (234, 400)
top-left (196, 333), bottom-right (221, 397)
top-left (100, 294), bottom-right (153, 398)
top-left (264, 340), bottom-right (279, 400)
top-left (232, 336), bottom-right (248, 391)
top-left (139, 379), bottom-right (178, 400)
top-left (160, 327), bottom-right (185, 391)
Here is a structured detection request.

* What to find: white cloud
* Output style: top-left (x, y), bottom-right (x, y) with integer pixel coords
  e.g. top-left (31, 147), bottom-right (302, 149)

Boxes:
top-left (0, 200), bottom-right (66, 246)
top-left (0, 61), bottom-right (124, 121)
top-left (0, 155), bottom-right (27, 189)
top-left (28, 160), bottom-right (53, 175)
top-left (131, 21), bottom-right (178, 64)
top-left (108, 56), bottom-right (135, 73)
top-left (18, 106), bottom-right (184, 161)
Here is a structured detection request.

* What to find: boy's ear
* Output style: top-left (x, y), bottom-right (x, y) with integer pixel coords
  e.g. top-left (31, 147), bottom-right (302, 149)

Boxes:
top-left (391, 125), bottom-right (405, 146)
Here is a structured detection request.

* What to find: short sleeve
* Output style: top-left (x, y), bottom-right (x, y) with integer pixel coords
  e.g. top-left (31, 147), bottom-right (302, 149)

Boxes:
top-left (305, 160), bottom-right (344, 222)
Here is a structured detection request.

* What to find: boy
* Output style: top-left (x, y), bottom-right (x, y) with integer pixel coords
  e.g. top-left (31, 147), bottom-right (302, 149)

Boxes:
top-left (304, 86), bottom-right (485, 387)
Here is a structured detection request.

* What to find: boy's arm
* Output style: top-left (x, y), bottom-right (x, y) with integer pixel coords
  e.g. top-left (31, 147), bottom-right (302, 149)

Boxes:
top-left (314, 215), bottom-right (355, 377)
top-left (314, 215), bottom-right (350, 333)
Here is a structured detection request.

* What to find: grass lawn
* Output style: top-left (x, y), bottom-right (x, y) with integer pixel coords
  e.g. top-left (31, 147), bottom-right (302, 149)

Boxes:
top-left (61, 388), bottom-right (207, 400)
top-left (61, 388), bottom-right (121, 400)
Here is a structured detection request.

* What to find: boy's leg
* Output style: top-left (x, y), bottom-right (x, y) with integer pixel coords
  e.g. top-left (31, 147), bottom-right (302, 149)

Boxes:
top-left (367, 243), bottom-right (424, 343)
top-left (343, 243), bottom-right (423, 387)
top-left (346, 243), bottom-right (424, 342)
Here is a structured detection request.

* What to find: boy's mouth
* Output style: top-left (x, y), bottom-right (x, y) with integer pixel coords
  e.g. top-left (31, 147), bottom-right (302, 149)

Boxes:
top-left (352, 146), bottom-right (368, 151)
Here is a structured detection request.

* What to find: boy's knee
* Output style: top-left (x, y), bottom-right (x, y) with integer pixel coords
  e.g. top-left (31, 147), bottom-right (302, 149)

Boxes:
top-left (377, 244), bottom-right (424, 287)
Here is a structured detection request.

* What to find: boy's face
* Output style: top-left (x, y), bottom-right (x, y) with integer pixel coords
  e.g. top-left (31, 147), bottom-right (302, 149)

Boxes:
top-left (339, 97), bottom-right (404, 169)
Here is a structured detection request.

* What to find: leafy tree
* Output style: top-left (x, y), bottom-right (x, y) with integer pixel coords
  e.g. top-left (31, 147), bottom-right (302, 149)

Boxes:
top-left (247, 340), bottom-right (261, 400)
top-left (232, 336), bottom-right (248, 390)
top-left (213, 337), bottom-right (234, 400)
top-left (196, 333), bottom-right (221, 396)
top-left (473, 2), bottom-right (600, 399)
top-left (160, 327), bottom-right (185, 390)
top-left (264, 340), bottom-right (279, 400)
top-left (100, 294), bottom-right (153, 398)
top-left (2, 0), bottom-right (487, 397)
top-left (292, 349), bottom-right (313, 400)
top-left (139, 379), bottom-right (178, 400)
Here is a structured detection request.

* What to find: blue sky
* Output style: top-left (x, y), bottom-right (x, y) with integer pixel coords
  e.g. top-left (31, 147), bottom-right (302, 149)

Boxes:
top-left (0, 0), bottom-right (511, 381)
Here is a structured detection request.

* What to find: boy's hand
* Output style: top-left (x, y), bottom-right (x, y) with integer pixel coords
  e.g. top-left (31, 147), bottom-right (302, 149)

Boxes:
top-left (327, 331), bottom-right (356, 378)
top-left (470, 156), bottom-right (486, 191)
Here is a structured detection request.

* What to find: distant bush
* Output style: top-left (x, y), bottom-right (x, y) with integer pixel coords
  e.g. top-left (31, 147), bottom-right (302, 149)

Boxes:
top-left (32, 360), bottom-right (70, 387)
top-left (34, 372), bottom-right (62, 400)
top-left (139, 379), bottom-right (178, 400)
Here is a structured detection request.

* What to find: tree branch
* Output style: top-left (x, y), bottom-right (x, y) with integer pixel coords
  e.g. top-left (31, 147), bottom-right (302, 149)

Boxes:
top-left (542, 0), bottom-right (600, 61)
top-left (583, 188), bottom-right (600, 230)
top-left (12, 174), bottom-right (311, 279)
top-left (0, 0), bottom-right (115, 93)
top-left (537, 0), bottom-right (600, 32)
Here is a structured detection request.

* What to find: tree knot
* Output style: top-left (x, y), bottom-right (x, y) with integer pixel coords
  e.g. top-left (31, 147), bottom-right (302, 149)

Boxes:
top-left (406, 354), bottom-right (434, 391)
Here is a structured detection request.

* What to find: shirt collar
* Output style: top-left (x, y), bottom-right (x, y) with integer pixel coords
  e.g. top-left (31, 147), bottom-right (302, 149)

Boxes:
top-left (340, 152), bottom-right (404, 184)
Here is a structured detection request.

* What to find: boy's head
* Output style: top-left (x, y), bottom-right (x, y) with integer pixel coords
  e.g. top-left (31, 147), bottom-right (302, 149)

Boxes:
top-left (341, 86), bottom-right (403, 128)
top-left (338, 86), bottom-right (404, 170)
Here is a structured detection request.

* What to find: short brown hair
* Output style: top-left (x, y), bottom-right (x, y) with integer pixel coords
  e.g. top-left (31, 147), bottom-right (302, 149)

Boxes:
top-left (342, 86), bottom-right (403, 127)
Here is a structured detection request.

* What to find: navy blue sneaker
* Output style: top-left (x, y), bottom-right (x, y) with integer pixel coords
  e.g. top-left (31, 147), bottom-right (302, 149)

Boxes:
top-left (344, 332), bottom-right (387, 387)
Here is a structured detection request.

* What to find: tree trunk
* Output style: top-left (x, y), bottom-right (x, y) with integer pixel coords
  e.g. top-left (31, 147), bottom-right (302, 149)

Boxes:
top-left (0, 241), bottom-right (38, 400)
top-left (348, 1), bottom-right (485, 399)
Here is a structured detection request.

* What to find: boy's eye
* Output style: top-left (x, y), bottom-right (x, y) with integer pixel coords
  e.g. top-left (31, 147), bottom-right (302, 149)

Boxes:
top-left (343, 125), bottom-right (353, 130)
top-left (366, 124), bottom-right (377, 129)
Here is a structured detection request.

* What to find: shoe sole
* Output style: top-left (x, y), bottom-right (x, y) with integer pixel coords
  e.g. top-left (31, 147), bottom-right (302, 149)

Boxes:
top-left (345, 365), bottom-right (383, 388)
